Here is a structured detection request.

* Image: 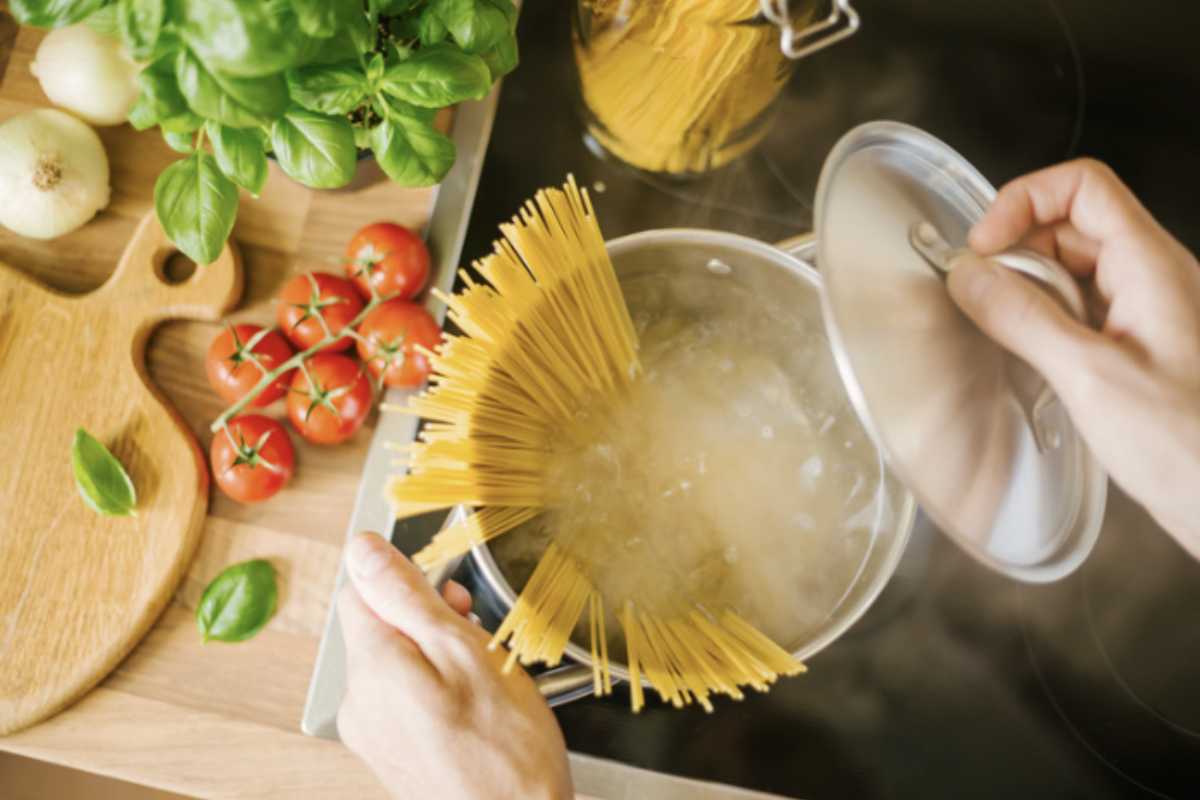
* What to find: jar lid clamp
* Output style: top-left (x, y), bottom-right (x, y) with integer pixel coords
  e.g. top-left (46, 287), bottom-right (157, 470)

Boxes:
top-left (761, 0), bottom-right (860, 60)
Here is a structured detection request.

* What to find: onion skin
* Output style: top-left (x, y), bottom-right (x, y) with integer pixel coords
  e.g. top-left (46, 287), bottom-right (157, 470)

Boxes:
top-left (0, 109), bottom-right (111, 240)
top-left (30, 24), bottom-right (141, 127)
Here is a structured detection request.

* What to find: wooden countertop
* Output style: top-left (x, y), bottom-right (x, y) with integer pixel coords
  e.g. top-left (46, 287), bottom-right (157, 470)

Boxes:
top-left (0, 17), bottom-right (410, 798)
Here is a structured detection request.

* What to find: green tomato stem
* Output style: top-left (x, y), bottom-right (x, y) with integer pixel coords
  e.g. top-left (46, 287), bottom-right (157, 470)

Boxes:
top-left (210, 291), bottom-right (392, 433)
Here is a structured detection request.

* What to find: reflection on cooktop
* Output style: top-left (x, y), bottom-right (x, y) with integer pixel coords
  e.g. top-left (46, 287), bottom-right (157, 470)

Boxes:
top-left (1021, 492), bottom-right (1200, 798)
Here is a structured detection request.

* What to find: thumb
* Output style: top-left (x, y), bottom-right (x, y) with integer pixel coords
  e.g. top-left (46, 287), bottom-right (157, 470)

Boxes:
top-left (946, 252), bottom-right (1094, 381)
top-left (344, 532), bottom-right (457, 647)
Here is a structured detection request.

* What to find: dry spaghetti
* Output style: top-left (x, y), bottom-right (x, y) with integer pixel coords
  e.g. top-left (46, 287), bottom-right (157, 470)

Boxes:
top-left (389, 177), bottom-right (806, 711)
top-left (574, 0), bottom-right (812, 175)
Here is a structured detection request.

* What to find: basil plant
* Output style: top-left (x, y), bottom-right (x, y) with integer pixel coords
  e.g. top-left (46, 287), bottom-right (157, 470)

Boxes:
top-left (12, 0), bottom-right (518, 264)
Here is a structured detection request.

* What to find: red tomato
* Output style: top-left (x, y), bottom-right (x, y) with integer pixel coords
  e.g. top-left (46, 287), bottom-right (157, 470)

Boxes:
top-left (277, 272), bottom-right (363, 352)
top-left (344, 222), bottom-right (431, 302)
top-left (210, 415), bottom-right (295, 503)
top-left (356, 300), bottom-right (442, 388)
top-left (287, 353), bottom-right (373, 445)
top-left (205, 324), bottom-right (295, 407)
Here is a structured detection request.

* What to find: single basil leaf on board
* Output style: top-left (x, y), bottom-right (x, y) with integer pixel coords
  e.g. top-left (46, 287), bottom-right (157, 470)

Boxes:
top-left (162, 129), bottom-right (194, 153)
top-left (286, 62), bottom-right (369, 115)
top-left (129, 55), bottom-right (203, 132)
top-left (117, 0), bottom-right (163, 60)
top-left (83, 3), bottom-right (121, 36)
top-left (380, 43), bottom-right (490, 108)
top-left (71, 428), bottom-right (137, 517)
top-left (433, 0), bottom-right (509, 55)
top-left (371, 110), bottom-right (455, 187)
top-left (480, 32), bottom-right (518, 81)
top-left (206, 121), bottom-right (269, 195)
top-left (154, 152), bottom-right (239, 265)
top-left (179, 0), bottom-right (310, 77)
top-left (291, 0), bottom-right (360, 38)
top-left (196, 559), bottom-right (278, 643)
top-left (270, 108), bottom-right (357, 189)
top-left (176, 49), bottom-right (288, 128)
top-left (10, 0), bottom-right (107, 28)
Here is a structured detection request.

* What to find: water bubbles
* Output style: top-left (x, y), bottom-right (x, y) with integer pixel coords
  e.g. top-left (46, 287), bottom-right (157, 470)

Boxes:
top-left (801, 455), bottom-right (824, 485)
top-left (706, 258), bottom-right (733, 275)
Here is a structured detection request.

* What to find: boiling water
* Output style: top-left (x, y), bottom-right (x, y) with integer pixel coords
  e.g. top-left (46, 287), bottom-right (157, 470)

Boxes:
top-left (489, 266), bottom-right (890, 653)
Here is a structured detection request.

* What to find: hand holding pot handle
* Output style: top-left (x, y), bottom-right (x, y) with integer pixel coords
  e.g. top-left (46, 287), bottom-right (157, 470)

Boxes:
top-left (946, 158), bottom-right (1200, 559)
top-left (338, 533), bottom-right (574, 800)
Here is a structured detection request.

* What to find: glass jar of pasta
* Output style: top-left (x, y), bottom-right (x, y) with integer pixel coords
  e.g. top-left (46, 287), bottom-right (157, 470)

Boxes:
top-left (573, 0), bottom-right (860, 176)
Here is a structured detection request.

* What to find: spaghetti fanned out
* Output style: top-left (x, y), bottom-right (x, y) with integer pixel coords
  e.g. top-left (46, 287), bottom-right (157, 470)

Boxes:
top-left (387, 177), bottom-right (806, 710)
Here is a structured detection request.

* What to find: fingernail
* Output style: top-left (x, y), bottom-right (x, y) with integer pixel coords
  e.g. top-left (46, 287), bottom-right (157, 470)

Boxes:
top-left (347, 534), bottom-right (392, 578)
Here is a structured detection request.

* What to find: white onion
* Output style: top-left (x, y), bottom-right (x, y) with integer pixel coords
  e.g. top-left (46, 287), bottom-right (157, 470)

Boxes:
top-left (0, 109), bottom-right (111, 239)
top-left (30, 24), bottom-right (141, 127)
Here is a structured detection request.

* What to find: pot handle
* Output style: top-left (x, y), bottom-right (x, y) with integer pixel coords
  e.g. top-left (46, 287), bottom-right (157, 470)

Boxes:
top-left (536, 663), bottom-right (599, 707)
top-left (422, 529), bottom-right (601, 708)
top-left (908, 221), bottom-right (1088, 452)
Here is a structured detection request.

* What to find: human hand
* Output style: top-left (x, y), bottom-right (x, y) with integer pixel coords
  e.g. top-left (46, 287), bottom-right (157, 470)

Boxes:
top-left (947, 159), bottom-right (1200, 558)
top-left (337, 533), bottom-right (573, 800)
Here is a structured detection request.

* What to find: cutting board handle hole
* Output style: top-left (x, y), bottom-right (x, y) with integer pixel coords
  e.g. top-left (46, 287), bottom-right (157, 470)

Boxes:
top-left (159, 252), bottom-right (198, 285)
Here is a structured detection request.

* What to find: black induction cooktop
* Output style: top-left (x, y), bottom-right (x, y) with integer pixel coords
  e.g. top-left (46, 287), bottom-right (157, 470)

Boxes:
top-left (398, 1), bottom-right (1200, 796)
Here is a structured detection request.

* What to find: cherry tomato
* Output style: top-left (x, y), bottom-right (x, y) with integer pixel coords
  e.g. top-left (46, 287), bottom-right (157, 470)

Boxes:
top-left (277, 272), bottom-right (363, 352)
top-left (287, 353), bottom-right (373, 445)
top-left (356, 300), bottom-right (442, 388)
top-left (205, 324), bottom-right (295, 407)
top-left (344, 222), bottom-right (431, 302)
top-left (210, 415), bottom-right (295, 503)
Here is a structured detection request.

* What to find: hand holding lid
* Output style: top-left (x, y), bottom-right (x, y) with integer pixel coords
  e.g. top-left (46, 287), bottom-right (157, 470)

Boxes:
top-left (814, 121), bottom-right (1107, 583)
top-left (908, 220), bottom-right (1086, 453)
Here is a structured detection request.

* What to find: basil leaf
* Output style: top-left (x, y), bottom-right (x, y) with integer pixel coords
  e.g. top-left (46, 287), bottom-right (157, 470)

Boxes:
top-left (366, 52), bottom-right (385, 86)
top-left (11, 0), bottom-right (107, 28)
top-left (196, 559), bottom-right (277, 643)
top-left (117, 0), bottom-right (163, 61)
top-left (380, 43), bottom-right (490, 108)
top-left (270, 107), bottom-right (357, 189)
top-left (415, 5), bottom-right (447, 46)
top-left (287, 63), bottom-right (369, 114)
top-left (206, 121), bottom-right (269, 196)
top-left (480, 32), bottom-right (518, 80)
top-left (179, 0), bottom-right (310, 77)
top-left (162, 129), bottom-right (194, 153)
top-left (71, 428), bottom-right (137, 517)
top-left (84, 3), bottom-right (121, 36)
top-left (287, 61), bottom-right (368, 115)
top-left (154, 152), bottom-right (239, 265)
top-left (371, 110), bottom-right (455, 187)
top-left (433, 0), bottom-right (509, 54)
top-left (372, 0), bottom-right (419, 14)
top-left (176, 49), bottom-right (288, 127)
top-left (129, 55), bottom-right (203, 132)
top-left (291, 0), bottom-right (359, 38)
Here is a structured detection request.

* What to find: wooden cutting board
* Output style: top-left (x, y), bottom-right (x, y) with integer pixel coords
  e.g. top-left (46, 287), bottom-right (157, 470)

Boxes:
top-left (0, 212), bottom-right (242, 736)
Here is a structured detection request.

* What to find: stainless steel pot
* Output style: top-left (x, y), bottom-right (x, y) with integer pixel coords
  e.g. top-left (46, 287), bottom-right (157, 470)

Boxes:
top-left (455, 228), bottom-right (919, 705)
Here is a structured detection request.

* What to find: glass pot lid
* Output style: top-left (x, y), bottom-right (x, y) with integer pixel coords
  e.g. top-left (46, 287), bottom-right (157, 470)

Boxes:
top-left (812, 121), bottom-right (1107, 583)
